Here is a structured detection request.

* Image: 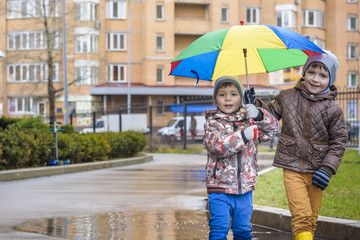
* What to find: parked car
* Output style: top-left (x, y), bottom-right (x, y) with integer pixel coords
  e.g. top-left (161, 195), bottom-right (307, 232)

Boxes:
top-left (81, 113), bottom-right (148, 134)
top-left (157, 116), bottom-right (206, 142)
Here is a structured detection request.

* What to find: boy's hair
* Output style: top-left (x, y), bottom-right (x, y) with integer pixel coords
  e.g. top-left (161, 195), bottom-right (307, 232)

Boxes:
top-left (307, 62), bottom-right (327, 71)
top-left (302, 50), bottom-right (339, 87)
top-left (213, 76), bottom-right (244, 104)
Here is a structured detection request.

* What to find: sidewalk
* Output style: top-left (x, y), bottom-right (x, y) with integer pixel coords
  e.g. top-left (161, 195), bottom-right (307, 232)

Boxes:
top-left (0, 155), bottom-right (153, 181)
top-left (0, 152), bottom-right (359, 240)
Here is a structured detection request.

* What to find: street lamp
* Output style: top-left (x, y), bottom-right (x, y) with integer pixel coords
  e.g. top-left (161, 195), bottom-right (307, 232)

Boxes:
top-left (62, 0), bottom-right (69, 125)
top-left (0, 50), bottom-right (5, 117)
top-left (127, 0), bottom-right (145, 113)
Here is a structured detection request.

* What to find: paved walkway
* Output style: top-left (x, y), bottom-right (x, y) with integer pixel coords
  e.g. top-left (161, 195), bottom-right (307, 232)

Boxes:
top-left (0, 153), bottom-right (359, 240)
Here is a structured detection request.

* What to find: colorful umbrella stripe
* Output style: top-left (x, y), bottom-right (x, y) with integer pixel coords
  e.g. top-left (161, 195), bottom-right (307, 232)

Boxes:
top-left (170, 24), bottom-right (324, 81)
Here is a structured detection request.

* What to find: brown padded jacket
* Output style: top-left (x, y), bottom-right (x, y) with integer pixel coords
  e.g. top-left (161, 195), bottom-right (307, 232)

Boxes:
top-left (256, 80), bottom-right (347, 175)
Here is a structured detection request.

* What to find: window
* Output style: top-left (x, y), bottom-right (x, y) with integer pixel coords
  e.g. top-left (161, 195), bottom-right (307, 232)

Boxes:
top-left (106, 32), bottom-right (126, 51)
top-left (275, 5), bottom-right (297, 28)
top-left (75, 67), bottom-right (98, 85)
top-left (312, 38), bottom-right (325, 50)
top-left (304, 35), bottom-right (325, 50)
top-left (106, 1), bottom-right (126, 19)
top-left (156, 98), bottom-right (164, 115)
top-left (156, 66), bottom-right (164, 84)
top-left (75, 34), bottom-right (98, 53)
top-left (156, 34), bottom-right (164, 52)
top-left (107, 64), bottom-right (126, 82)
top-left (303, 10), bottom-right (324, 28)
top-left (348, 72), bottom-right (358, 88)
top-left (74, 60), bottom-right (99, 85)
top-left (347, 15), bottom-right (358, 31)
top-left (156, 2), bottom-right (164, 20)
top-left (7, 0), bottom-right (60, 19)
top-left (7, 63), bottom-right (59, 82)
top-left (348, 44), bottom-right (358, 59)
top-left (8, 96), bottom-right (33, 114)
top-left (246, 7), bottom-right (259, 24)
top-left (221, 6), bottom-right (228, 23)
top-left (75, 2), bottom-right (98, 21)
top-left (347, 0), bottom-right (358, 3)
top-left (7, 31), bottom-right (59, 50)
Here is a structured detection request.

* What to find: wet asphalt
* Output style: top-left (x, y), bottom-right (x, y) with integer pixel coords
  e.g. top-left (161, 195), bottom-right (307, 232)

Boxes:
top-left (0, 153), bottom-right (297, 239)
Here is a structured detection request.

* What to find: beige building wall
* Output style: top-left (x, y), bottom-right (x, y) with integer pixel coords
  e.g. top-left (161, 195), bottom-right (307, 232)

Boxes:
top-left (0, 0), bottom-right (358, 124)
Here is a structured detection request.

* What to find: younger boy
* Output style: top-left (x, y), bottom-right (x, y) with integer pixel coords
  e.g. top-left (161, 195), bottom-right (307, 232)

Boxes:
top-left (256, 50), bottom-right (347, 240)
top-left (204, 76), bottom-right (279, 239)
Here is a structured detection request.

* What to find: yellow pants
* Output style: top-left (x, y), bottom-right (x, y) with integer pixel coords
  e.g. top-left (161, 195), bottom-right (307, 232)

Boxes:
top-left (283, 169), bottom-right (324, 237)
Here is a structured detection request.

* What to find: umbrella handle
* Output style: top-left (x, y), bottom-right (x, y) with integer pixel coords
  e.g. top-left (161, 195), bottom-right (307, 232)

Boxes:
top-left (191, 70), bottom-right (200, 86)
top-left (243, 48), bottom-right (249, 89)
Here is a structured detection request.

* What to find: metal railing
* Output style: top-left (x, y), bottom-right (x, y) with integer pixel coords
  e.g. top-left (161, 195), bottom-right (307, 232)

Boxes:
top-left (48, 87), bottom-right (359, 149)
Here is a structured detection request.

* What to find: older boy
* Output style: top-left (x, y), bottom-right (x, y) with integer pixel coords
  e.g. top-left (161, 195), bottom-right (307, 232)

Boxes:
top-left (256, 51), bottom-right (347, 240)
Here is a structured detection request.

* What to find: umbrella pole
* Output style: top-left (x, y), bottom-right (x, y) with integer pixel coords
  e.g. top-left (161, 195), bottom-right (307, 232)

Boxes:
top-left (243, 48), bottom-right (249, 89)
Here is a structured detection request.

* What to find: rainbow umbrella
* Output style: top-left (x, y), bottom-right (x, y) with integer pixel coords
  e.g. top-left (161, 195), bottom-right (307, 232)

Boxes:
top-left (169, 24), bottom-right (325, 88)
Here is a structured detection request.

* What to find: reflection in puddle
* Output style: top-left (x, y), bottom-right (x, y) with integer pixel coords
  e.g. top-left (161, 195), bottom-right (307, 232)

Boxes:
top-left (16, 210), bottom-right (210, 240)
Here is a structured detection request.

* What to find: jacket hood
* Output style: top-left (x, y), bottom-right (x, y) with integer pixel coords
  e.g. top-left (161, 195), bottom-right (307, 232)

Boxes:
top-left (302, 50), bottom-right (339, 87)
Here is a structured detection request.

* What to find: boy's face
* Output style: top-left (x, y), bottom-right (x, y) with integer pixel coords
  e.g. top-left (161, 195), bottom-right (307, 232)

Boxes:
top-left (304, 65), bottom-right (330, 94)
top-left (216, 84), bottom-right (241, 114)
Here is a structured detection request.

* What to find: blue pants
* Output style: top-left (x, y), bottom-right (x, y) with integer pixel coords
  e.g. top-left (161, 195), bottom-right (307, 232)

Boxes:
top-left (208, 192), bottom-right (253, 240)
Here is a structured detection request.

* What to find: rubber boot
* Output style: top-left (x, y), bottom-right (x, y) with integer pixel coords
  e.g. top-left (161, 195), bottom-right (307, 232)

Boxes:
top-left (294, 231), bottom-right (313, 240)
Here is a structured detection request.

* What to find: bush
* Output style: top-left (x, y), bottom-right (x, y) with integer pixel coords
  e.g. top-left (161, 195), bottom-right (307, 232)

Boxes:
top-left (0, 127), bottom-right (146, 169)
top-left (101, 131), bottom-right (147, 158)
top-left (57, 133), bottom-right (78, 162)
top-left (9, 116), bottom-right (48, 131)
top-left (0, 116), bottom-right (20, 130)
top-left (0, 128), bottom-right (54, 170)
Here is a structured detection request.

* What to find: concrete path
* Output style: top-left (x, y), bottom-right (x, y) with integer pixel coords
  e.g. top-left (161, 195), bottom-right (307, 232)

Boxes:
top-left (0, 153), bottom-right (358, 240)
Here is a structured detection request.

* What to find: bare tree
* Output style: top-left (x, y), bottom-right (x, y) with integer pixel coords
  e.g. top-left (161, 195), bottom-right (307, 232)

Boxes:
top-left (3, 0), bottom-right (76, 122)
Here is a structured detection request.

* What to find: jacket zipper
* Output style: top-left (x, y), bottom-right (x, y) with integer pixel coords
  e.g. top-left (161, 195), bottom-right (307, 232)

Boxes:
top-left (301, 101), bottom-right (312, 171)
top-left (233, 122), bottom-right (242, 194)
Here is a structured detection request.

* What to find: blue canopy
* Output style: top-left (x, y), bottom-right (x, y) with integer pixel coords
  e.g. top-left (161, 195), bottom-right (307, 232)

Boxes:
top-left (170, 104), bottom-right (216, 113)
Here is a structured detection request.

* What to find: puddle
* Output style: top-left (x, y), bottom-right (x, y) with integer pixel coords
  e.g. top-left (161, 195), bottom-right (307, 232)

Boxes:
top-left (16, 210), bottom-right (210, 240)
top-left (15, 209), bottom-right (298, 240)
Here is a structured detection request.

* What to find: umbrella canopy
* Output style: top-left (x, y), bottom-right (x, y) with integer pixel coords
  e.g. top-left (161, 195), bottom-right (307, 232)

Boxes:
top-left (169, 24), bottom-right (325, 82)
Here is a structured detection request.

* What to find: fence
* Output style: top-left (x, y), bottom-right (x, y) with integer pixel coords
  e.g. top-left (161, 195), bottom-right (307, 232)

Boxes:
top-left (50, 87), bottom-right (359, 149)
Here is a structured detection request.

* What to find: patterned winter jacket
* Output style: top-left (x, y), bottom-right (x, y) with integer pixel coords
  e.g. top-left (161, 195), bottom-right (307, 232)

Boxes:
top-left (256, 80), bottom-right (347, 175)
top-left (204, 107), bottom-right (280, 195)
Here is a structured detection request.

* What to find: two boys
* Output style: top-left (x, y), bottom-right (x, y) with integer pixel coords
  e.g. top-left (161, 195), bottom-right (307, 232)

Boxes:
top-left (204, 51), bottom-right (347, 240)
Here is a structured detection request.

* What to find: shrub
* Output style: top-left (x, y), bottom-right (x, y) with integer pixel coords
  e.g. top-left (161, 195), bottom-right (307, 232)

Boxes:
top-left (0, 128), bottom-right (54, 169)
top-left (61, 124), bottom-right (76, 134)
top-left (9, 116), bottom-right (48, 131)
top-left (101, 131), bottom-right (147, 158)
top-left (0, 128), bottom-right (146, 170)
top-left (58, 133), bottom-right (111, 163)
top-left (58, 133), bottom-right (79, 162)
top-left (26, 129), bottom-right (54, 167)
top-left (0, 116), bottom-right (20, 130)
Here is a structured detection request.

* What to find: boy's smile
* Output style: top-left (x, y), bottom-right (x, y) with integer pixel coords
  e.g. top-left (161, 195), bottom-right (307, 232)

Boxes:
top-left (304, 65), bottom-right (330, 94)
top-left (216, 84), bottom-right (241, 114)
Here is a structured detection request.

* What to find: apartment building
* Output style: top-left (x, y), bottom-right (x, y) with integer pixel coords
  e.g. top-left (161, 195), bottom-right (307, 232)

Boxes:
top-left (0, 0), bottom-right (358, 127)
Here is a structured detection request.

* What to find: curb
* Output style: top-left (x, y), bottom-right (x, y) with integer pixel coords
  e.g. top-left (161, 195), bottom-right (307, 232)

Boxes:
top-left (0, 155), bottom-right (153, 181)
top-left (252, 205), bottom-right (360, 240)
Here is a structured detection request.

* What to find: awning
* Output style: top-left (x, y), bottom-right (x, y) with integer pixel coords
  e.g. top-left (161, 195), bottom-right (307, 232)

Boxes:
top-left (170, 104), bottom-right (216, 113)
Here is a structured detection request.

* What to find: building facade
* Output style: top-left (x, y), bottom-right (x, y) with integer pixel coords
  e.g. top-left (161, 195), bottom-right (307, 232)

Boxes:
top-left (0, 0), bottom-right (358, 127)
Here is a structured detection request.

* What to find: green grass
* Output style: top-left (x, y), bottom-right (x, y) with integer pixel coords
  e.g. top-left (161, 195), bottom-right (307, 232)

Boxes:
top-left (253, 149), bottom-right (360, 220)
